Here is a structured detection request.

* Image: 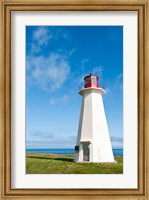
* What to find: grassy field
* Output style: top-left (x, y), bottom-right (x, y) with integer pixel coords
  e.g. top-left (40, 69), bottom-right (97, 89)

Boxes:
top-left (26, 153), bottom-right (123, 174)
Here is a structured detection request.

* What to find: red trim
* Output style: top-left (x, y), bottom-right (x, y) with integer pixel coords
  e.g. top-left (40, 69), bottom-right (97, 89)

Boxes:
top-left (84, 82), bottom-right (99, 88)
top-left (84, 73), bottom-right (99, 80)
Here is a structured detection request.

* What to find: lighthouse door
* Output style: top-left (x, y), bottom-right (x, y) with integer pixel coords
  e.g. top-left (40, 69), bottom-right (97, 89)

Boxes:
top-left (83, 143), bottom-right (90, 161)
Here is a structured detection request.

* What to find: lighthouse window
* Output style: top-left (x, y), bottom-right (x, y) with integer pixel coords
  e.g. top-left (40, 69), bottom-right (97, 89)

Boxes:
top-left (75, 145), bottom-right (79, 152)
top-left (91, 77), bottom-right (97, 82)
top-left (85, 78), bottom-right (91, 83)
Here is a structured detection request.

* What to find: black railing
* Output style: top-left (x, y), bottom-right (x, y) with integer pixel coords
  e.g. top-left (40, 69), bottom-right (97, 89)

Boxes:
top-left (78, 82), bottom-right (106, 91)
top-left (78, 82), bottom-right (85, 90)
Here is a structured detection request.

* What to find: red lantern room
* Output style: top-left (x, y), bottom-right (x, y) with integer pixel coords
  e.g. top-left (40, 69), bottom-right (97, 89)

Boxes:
top-left (84, 73), bottom-right (99, 88)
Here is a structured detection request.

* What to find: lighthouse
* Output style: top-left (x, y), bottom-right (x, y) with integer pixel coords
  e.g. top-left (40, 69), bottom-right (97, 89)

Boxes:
top-left (75, 74), bottom-right (115, 163)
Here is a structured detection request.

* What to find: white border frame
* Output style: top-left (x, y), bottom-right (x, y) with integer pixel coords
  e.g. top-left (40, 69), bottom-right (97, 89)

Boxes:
top-left (11, 11), bottom-right (138, 189)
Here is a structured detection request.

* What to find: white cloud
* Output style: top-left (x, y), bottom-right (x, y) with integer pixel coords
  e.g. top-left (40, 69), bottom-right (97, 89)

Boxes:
top-left (81, 58), bottom-right (89, 65)
top-left (92, 66), bottom-right (103, 76)
top-left (110, 136), bottom-right (123, 148)
top-left (30, 44), bottom-right (41, 54)
top-left (102, 72), bottom-right (123, 95)
top-left (30, 27), bottom-right (53, 53)
top-left (27, 53), bottom-right (70, 91)
top-left (81, 58), bottom-right (89, 70)
top-left (111, 136), bottom-right (123, 143)
top-left (33, 27), bottom-right (52, 46)
top-left (68, 48), bottom-right (76, 56)
top-left (31, 130), bottom-right (54, 139)
top-left (26, 129), bottom-right (76, 148)
top-left (30, 27), bottom-right (72, 54)
top-left (54, 28), bottom-right (71, 41)
top-left (104, 87), bottom-right (111, 95)
top-left (26, 27), bottom-right (75, 91)
top-left (49, 94), bottom-right (71, 105)
top-left (114, 73), bottom-right (123, 90)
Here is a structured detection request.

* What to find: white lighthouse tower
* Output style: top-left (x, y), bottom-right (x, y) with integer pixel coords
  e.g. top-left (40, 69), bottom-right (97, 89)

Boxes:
top-left (75, 74), bottom-right (115, 163)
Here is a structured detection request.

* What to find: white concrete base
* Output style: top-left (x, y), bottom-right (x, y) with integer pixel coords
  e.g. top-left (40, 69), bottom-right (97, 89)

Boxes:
top-left (75, 87), bottom-right (115, 163)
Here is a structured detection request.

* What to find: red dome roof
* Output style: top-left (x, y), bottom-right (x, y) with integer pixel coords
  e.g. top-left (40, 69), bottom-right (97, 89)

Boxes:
top-left (84, 73), bottom-right (99, 80)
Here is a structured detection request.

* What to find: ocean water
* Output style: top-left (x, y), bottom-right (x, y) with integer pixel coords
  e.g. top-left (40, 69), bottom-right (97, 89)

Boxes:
top-left (26, 148), bottom-right (123, 156)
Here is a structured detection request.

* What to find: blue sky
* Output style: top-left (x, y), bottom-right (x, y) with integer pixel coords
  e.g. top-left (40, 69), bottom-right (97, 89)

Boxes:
top-left (26, 26), bottom-right (123, 149)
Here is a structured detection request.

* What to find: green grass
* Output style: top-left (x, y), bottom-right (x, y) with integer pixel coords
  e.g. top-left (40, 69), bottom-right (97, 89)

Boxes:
top-left (26, 153), bottom-right (123, 174)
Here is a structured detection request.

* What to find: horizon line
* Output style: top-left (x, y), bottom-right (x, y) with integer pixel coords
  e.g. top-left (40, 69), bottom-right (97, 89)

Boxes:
top-left (26, 147), bottom-right (123, 150)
